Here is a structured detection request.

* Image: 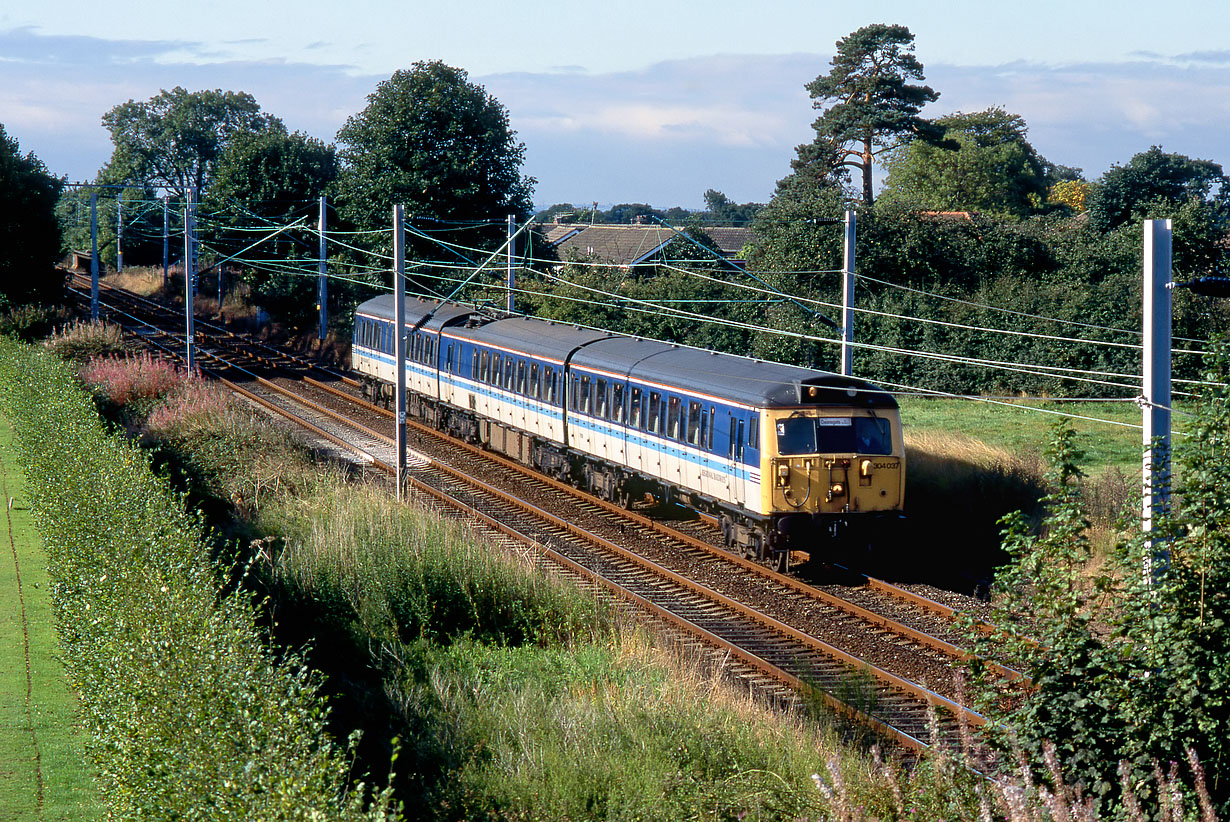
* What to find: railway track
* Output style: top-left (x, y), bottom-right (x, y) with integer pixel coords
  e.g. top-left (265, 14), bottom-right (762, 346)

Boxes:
top-left (67, 276), bottom-right (1016, 763)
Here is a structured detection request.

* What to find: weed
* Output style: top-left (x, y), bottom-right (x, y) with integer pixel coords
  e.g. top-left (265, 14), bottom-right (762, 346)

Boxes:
top-left (43, 319), bottom-right (124, 362)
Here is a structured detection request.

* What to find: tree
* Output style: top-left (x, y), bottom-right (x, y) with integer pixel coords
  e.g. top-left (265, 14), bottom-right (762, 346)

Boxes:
top-left (100, 87), bottom-right (282, 197)
top-left (877, 108), bottom-right (1048, 218)
top-left (205, 128), bottom-right (339, 326)
top-left (703, 190), bottom-right (764, 224)
top-left (0, 124), bottom-right (64, 305)
top-left (800, 24), bottom-right (943, 205)
top-left (333, 61), bottom-right (534, 252)
top-left (1086, 146), bottom-right (1230, 233)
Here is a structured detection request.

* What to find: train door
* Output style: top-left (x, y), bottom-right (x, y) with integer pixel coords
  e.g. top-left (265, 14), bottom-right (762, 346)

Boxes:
top-left (726, 414), bottom-right (746, 507)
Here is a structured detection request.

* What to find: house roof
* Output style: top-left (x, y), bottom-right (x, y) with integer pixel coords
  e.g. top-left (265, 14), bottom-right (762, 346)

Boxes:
top-left (539, 223), bottom-right (751, 267)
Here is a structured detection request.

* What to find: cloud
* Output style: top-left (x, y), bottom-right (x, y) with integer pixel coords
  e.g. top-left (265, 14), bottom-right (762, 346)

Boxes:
top-left (0, 26), bottom-right (1225, 208)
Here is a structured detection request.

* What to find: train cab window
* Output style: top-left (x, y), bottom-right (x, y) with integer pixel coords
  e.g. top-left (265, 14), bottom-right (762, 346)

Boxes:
top-left (686, 401), bottom-right (702, 445)
top-left (647, 392), bottom-right (662, 433)
top-left (667, 396), bottom-right (682, 440)
top-left (613, 383), bottom-right (626, 423)
top-left (629, 387), bottom-right (643, 428)
top-left (596, 379), bottom-right (608, 418)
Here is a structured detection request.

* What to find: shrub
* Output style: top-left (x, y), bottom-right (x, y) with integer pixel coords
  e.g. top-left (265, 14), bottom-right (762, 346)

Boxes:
top-left (43, 318), bottom-right (124, 361)
top-left (0, 339), bottom-right (397, 820)
top-left (78, 351), bottom-right (183, 408)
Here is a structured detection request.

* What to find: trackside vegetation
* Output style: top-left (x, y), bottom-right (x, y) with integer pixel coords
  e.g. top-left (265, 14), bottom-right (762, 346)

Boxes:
top-left (0, 339), bottom-right (398, 820)
top-left (971, 337), bottom-right (1230, 818)
top-left (14, 324), bottom-right (1228, 819)
top-left (18, 331), bottom-right (1018, 819)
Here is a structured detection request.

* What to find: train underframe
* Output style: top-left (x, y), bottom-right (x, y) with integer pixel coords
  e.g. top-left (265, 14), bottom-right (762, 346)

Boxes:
top-left (362, 377), bottom-right (881, 572)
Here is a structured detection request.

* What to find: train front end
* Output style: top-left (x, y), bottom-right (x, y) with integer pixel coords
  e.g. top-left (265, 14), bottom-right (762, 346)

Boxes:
top-left (761, 377), bottom-right (905, 555)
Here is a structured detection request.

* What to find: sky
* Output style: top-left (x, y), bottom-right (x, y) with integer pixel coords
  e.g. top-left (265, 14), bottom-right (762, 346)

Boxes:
top-left (1, 0), bottom-right (1228, 210)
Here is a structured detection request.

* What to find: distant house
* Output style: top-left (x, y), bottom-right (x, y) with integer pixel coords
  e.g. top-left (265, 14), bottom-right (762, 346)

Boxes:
top-left (540, 222), bottom-right (750, 268)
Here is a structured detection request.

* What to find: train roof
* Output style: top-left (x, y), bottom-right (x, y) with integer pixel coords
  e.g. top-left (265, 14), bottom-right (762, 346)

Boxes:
top-left (446, 315), bottom-right (613, 364)
top-left (573, 337), bottom-right (896, 409)
top-left (356, 295), bottom-right (896, 409)
top-left (356, 295), bottom-right (473, 332)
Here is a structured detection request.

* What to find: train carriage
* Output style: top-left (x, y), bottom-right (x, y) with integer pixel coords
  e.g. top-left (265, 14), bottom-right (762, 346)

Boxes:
top-left (353, 295), bottom-right (905, 570)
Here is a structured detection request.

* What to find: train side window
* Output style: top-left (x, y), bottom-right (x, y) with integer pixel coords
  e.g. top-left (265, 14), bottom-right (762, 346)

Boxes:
top-left (447, 344), bottom-right (455, 373)
top-left (647, 392), bottom-right (661, 433)
top-left (596, 378), bottom-right (608, 418)
top-left (530, 363), bottom-right (540, 398)
top-left (728, 417), bottom-right (738, 460)
top-left (580, 375), bottom-right (592, 413)
top-left (612, 383), bottom-right (626, 423)
top-left (427, 338), bottom-right (435, 363)
top-left (545, 367), bottom-right (556, 403)
top-left (471, 350), bottom-right (478, 379)
top-left (506, 359), bottom-right (517, 391)
top-left (686, 401), bottom-right (702, 445)
top-left (517, 360), bottom-right (527, 394)
top-left (707, 407), bottom-right (715, 450)
top-left (749, 416), bottom-right (760, 450)
top-left (667, 396), bottom-right (682, 440)
top-left (630, 387), bottom-right (642, 428)
top-left (479, 350), bottom-right (489, 383)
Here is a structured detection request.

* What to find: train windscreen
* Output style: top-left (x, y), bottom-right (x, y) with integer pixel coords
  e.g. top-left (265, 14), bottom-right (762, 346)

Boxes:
top-left (776, 417), bottom-right (892, 456)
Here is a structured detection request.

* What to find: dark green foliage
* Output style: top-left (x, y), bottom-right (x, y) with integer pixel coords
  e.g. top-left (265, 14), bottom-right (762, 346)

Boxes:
top-left (975, 339), bottom-right (1230, 816)
top-left (0, 341), bottom-right (395, 819)
top-left (100, 87), bottom-right (282, 197)
top-left (802, 23), bottom-right (944, 204)
top-left (0, 124), bottom-right (65, 305)
top-left (334, 61), bottom-right (533, 266)
top-left (1086, 146), bottom-right (1230, 234)
top-left (205, 128), bottom-right (339, 326)
top-left (703, 189), bottom-right (764, 224)
top-left (878, 107), bottom-right (1050, 218)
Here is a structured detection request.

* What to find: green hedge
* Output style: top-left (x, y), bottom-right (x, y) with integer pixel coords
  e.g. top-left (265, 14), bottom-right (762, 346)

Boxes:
top-left (0, 339), bottom-right (397, 821)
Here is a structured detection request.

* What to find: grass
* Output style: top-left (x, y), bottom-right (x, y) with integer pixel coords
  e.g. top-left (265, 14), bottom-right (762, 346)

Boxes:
top-left (0, 416), bottom-right (102, 821)
top-left (899, 396), bottom-right (1147, 477)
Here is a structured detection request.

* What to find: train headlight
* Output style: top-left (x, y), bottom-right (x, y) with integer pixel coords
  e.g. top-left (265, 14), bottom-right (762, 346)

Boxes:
top-left (776, 463), bottom-right (790, 487)
top-left (860, 459), bottom-right (873, 478)
top-left (829, 482), bottom-right (845, 499)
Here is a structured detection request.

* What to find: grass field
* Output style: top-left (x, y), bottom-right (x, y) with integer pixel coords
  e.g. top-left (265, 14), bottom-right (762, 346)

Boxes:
top-left (899, 396), bottom-right (1150, 476)
top-left (0, 417), bottom-right (101, 821)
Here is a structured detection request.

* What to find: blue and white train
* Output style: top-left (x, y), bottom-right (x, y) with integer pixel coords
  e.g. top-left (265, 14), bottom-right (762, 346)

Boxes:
top-left (352, 295), bottom-right (905, 570)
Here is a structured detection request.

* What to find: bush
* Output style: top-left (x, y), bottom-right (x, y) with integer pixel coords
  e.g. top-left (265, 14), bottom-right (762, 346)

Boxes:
top-left (0, 338), bottom-right (396, 820)
top-left (44, 319), bottom-right (124, 362)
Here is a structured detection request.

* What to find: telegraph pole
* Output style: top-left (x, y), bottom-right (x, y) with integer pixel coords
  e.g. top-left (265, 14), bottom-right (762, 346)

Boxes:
top-left (318, 195), bottom-right (328, 340)
top-left (1142, 219), bottom-right (1172, 579)
top-left (393, 205), bottom-right (407, 499)
top-left (89, 192), bottom-right (99, 321)
top-left (116, 195), bottom-right (123, 273)
top-left (840, 209), bottom-right (856, 376)
top-left (162, 195), bottom-right (169, 287)
top-left (184, 188), bottom-right (197, 375)
top-left (506, 214), bottom-right (516, 313)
